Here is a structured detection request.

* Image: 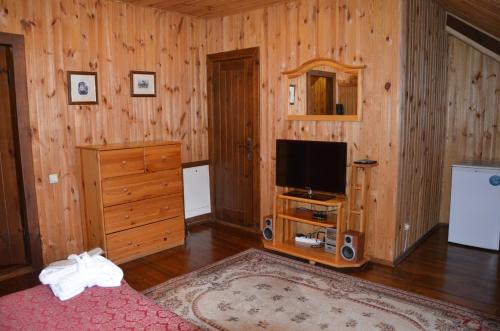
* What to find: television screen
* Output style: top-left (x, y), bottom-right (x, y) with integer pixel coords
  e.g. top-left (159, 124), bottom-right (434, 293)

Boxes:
top-left (276, 139), bottom-right (347, 194)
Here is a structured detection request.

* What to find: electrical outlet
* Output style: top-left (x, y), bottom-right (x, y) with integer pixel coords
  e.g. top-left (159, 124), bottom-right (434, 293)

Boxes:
top-left (403, 223), bottom-right (410, 231)
top-left (48, 173), bottom-right (59, 184)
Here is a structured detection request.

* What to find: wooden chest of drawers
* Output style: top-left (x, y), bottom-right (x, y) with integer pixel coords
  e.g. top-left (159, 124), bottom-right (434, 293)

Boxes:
top-left (77, 141), bottom-right (184, 264)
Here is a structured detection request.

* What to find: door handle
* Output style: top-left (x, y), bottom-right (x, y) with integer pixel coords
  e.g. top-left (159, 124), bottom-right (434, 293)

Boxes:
top-left (246, 137), bottom-right (252, 160)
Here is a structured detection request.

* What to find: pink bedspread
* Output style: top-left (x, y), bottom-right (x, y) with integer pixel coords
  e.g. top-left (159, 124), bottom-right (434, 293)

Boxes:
top-left (0, 281), bottom-right (199, 330)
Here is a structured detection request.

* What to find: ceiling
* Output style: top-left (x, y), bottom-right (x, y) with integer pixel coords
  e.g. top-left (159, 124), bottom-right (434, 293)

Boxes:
top-left (119, 0), bottom-right (286, 18)
top-left (436, 0), bottom-right (500, 38)
top-left (120, 0), bottom-right (500, 38)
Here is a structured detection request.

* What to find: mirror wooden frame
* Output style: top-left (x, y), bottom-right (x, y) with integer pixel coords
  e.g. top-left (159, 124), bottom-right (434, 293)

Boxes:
top-left (283, 58), bottom-right (366, 121)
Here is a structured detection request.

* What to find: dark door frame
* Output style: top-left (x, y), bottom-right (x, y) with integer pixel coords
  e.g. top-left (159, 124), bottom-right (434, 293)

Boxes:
top-left (207, 47), bottom-right (260, 231)
top-left (0, 32), bottom-right (43, 268)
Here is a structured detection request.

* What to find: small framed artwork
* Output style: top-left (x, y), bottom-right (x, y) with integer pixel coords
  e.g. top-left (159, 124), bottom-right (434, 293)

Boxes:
top-left (130, 71), bottom-right (156, 97)
top-left (288, 84), bottom-right (296, 105)
top-left (67, 71), bottom-right (98, 105)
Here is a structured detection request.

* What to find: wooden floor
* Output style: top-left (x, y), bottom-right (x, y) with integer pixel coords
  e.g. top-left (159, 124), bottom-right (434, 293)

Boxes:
top-left (0, 222), bottom-right (498, 316)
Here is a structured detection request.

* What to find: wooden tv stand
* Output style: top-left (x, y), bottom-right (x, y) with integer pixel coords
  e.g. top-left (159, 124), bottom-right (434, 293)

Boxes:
top-left (263, 191), bottom-right (369, 268)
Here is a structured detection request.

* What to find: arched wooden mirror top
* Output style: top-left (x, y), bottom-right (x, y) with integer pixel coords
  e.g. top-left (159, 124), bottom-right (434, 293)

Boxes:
top-left (283, 58), bottom-right (366, 121)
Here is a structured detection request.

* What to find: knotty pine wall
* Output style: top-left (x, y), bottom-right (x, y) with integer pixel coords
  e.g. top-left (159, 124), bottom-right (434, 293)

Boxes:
top-left (207, 0), bottom-right (403, 262)
top-left (439, 37), bottom-right (500, 224)
top-left (0, 0), bottom-right (455, 265)
top-left (394, 0), bottom-right (448, 259)
top-left (0, 0), bottom-right (208, 263)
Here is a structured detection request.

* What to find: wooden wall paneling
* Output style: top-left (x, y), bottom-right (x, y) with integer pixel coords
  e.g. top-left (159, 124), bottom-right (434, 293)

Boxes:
top-left (101, 1), bottom-right (116, 141)
top-left (401, 0), bottom-right (415, 253)
top-left (160, 10), bottom-right (171, 143)
top-left (299, 0), bottom-right (319, 140)
top-left (199, 21), bottom-right (209, 162)
top-left (56, 0), bottom-right (79, 261)
top-left (398, 0), bottom-right (416, 256)
top-left (206, 0), bottom-right (402, 262)
top-left (258, 8), bottom-right (271, 226)
top-left (316, 0), bottom-right (331, 59)
top-left (37, 0), bottom-right (57, 260)
top-left (115, 3), bottom-right (131, 144)
top-left (52, 2), bottom-right (82, 255)
top-left (361, 0), bottom-right (396, 260)
top-left (18, 15), bottom-right (45, 268)
top-left (191, 39), bottom-right (205, 153)
top-left (394, 0), bottom-right (448, 259)
top-left (439, 37), bottom-right (500, 223)
top-left (62, 0), bottom-right (83, 265)
top-left (0, 0), bottom-right (208, 263)
top-left (262, 5), bottom-right (276, 227)
top-left (172, 12), bottom-right (182, 144)
top-left (0, 0), bottom-right (450, 264)
top-left (78, 149), bottom-right (105, 252)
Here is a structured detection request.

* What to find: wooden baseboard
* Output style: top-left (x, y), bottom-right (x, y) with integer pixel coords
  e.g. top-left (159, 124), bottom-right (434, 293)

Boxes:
top-left (0, 265), bottom-right (35, 282)
top-left (368, 257), bottom-right (395, 267)
top-left (214, 219), bottom-right (261, 234)
top-left (186, 213), bottom-right (213, 225)
top-left (393, 223), bottom-right (443, 266)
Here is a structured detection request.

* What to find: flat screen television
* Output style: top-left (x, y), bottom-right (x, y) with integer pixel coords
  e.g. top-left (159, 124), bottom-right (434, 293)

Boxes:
top-left (276, 139), bottom-right (347, 194)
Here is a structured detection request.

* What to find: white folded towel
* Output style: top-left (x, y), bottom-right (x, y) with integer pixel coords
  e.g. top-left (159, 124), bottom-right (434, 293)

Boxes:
top-left (39, 248), bottom-right (123, 301)
top-left (39, 248), bottom-right (104, 285)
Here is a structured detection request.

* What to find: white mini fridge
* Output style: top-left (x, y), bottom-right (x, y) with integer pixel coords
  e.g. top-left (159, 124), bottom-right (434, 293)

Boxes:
top-left (448, 160), bottom-right (500, 251)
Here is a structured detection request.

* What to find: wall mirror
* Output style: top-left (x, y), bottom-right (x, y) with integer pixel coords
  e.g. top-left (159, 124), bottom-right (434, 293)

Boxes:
top-left (283, 58), bottom-right (365, 121)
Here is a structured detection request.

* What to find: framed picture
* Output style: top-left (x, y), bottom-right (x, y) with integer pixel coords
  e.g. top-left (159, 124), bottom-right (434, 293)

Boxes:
top-left (288, 84), bottom-right (296, 105)
top-left (67, 71), bottom-right (98, 105)
top-left (130, 71), bottom-right (156, 97)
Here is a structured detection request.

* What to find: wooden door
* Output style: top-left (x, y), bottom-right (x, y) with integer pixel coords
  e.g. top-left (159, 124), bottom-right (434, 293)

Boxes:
top-left (0, 45), bottom-right (27, 266)
top-left (208, 48), bottom-right (259, 229)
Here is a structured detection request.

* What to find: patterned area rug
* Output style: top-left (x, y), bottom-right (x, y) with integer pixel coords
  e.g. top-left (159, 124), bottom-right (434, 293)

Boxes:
top-left (143, 249), bottom-right (500, 331)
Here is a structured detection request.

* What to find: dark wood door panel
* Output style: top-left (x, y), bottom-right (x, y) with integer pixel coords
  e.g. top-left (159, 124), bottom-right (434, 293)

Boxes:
top-left (214, 60), bottom-right (250, 225)
top-left (0, 32), bottom-right (42, 269)
top-left (0, 45), bottom-right (27, 266)
top-left (209, 48), bottom-right (259, 229)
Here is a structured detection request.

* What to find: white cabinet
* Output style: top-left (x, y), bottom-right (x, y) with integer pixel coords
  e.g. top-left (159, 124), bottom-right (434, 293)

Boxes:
top-left (183, 165), bottom-right (211, 218)
top-left (448, 161), bottom-right (500, 251)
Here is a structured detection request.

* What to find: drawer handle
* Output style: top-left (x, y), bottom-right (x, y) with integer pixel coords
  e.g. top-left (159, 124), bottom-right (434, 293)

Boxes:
top-left (163, 183), bottom-right (169, 187)
top-left (121, 160), bottom-right (127, 165)
top-left (124, 215), bottom-right (130, 219)
top-left (123, 188), bottom-right (129, 192)
top-left (161, 155), bottom-right (167, 161)
top-left (162, 206), bottom-right (170, 211)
